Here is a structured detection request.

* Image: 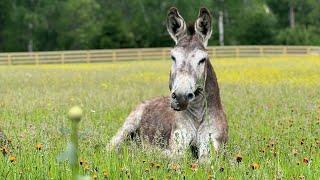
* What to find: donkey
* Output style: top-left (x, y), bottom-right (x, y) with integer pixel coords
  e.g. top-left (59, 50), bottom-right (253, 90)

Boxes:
top-left (108, 7), bottom-right (228, 161)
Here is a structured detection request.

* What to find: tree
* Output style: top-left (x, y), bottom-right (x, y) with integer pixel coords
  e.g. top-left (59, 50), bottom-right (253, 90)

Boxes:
top-left (267, 0), bottom-right (320, 45)
top-left (2, 0), bottom-right (62, 51)
top-left (289, 1), bottom-right (296, 28)
top-left (276, 26), bottom-right (315, 45)
top-left (231, 1), bottom-right (277, 45)
top-left (93, 11), bottom-right (135, 49)
top-left (1, 0), bottom-right (320, 51)
top-left (55, 0), bottom-right (101, 50)
top-left (0, 1), bottom-right (11, 51)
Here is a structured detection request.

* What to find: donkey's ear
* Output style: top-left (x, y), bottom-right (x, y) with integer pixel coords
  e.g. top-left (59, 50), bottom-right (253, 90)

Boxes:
top-left (195, 7), bottom-right (212, 47)
top-left (166, 7), bottom-right (187, 44)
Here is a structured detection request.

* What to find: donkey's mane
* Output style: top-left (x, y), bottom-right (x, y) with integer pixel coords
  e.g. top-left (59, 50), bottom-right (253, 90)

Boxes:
top-left (177, 23), bottom-right (205, 50)
top-left (187, 22), bottom-right (195, 35)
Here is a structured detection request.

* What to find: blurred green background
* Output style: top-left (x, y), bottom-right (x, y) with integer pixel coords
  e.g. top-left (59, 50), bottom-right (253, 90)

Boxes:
top-left (0, 0), bottom-right (319, 52)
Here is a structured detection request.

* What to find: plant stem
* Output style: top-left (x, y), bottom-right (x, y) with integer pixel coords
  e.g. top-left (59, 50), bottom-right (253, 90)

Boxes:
top-left (71, 121), bottom-right (79, 180)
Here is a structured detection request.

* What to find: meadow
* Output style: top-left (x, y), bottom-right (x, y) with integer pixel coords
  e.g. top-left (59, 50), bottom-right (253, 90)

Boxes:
top-left (0, 56), bottom-right (319, 179)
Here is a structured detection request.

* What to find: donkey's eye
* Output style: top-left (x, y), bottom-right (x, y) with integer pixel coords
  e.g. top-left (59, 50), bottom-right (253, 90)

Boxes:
top-left (198, 58), bottom-right (206, 65)
top-left (171, 56), bottom-right (176, 62)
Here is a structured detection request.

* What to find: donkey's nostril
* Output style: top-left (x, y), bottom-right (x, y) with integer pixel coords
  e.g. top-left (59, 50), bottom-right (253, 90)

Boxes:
top-left (171, 92), bottom-right (177, 99)
top-left (187, 93), bottom-right (194, 100)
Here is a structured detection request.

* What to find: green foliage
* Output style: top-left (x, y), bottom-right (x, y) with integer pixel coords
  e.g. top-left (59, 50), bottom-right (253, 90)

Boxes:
top-left (93, 11), bottom-right (135, 49)
top-left (276, 26), bottom-right (320, 45)
top-left (230, 4), bottom-right (277, 45)
top-left (238, 13), bottom-right (277, 45)
top-left (56, 0), bottom-right (101, 50)
top-left (0, 0), bottom-right (320, 51)
top-left (0, 0), bottom-right (11, 50)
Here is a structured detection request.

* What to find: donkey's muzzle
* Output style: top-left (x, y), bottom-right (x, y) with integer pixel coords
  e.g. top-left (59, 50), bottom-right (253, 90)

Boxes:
top-left (170, 92), bottom-right (194, 111)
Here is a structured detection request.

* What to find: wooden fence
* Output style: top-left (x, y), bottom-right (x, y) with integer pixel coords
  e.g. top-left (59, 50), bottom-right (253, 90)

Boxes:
top-left (0, 46), bottom-right (319, 65)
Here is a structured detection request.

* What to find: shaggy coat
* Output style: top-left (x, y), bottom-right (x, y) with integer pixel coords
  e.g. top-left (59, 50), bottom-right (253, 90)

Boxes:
top-left (108, 7), bottom-right (228, 161)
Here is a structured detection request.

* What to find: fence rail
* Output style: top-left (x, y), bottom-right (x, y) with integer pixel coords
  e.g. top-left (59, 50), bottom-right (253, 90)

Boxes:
top-left (0, 46), bottom-right (319, 65)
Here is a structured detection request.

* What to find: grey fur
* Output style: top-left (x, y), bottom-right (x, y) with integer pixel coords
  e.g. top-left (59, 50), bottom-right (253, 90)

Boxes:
top-left (108, 7), bottom-right (228, 162)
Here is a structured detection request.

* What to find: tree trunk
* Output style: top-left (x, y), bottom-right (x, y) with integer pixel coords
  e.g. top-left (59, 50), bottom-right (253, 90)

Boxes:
top-left (28, 23), bottom-right (33, 52)
top-left (28, 0), bottom-right (34, 52)
top-left (218, 10), bottom-right (224, 46)
top-left (138, 0), bottom-right (148, 23)
top-left (28, 39), bottom-right (33, 52)
top-left (289, 3), bottom-right (295, 28)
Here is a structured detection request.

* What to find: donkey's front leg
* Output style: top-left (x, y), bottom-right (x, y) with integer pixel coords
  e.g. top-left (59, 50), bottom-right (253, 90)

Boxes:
top-left (107, 103), bottom-right (145, 151)
top-left (166, 128), bottom-right (194, 159)
top-left (197, 129), bottom-right (221, 163)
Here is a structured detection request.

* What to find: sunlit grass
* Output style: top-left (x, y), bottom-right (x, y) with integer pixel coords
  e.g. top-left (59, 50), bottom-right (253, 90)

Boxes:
top-left (216, 56), bottom-right (320, 86)
top-left (0, 56), bottom-right (319, 179)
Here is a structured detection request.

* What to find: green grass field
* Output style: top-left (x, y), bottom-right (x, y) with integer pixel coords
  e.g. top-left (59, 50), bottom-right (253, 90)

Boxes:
top-left (0, 56), bottom-right (320, 179)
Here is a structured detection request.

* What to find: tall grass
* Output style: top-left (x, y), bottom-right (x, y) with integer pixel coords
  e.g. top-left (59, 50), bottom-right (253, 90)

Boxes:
top-left (0, 56), bottom-right (319, 179)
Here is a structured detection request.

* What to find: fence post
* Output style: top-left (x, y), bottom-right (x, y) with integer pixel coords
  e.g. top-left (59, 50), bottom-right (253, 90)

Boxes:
top-left (86, 51), bottom-right (91, 63)
top-left (61, 52), bottom-right (65, 64)
top-left (307, 47), bottom-right (311, 55)
top-left (236, 47), bottom-right (240, 58)
top-left (35, 53), bottom-right (39, 65)
top-left (112, 51), bottom-right (116, 62)
top-left (259, 47), bottom-right (264, 56)
top-left (212, 47), bottom-right (216, 58)
top-left (138, 50), bottom-right (142, 60)
top-left (283, 46), bottom-right (287, 56)
top-left (7, 54), bottom-right (11, 65)
top-left (162, 48), bottom-right (166, 60)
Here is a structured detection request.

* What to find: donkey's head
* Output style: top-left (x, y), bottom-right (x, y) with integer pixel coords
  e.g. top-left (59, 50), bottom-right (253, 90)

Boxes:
top-left (167, 7), bottom-right (212, 111)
